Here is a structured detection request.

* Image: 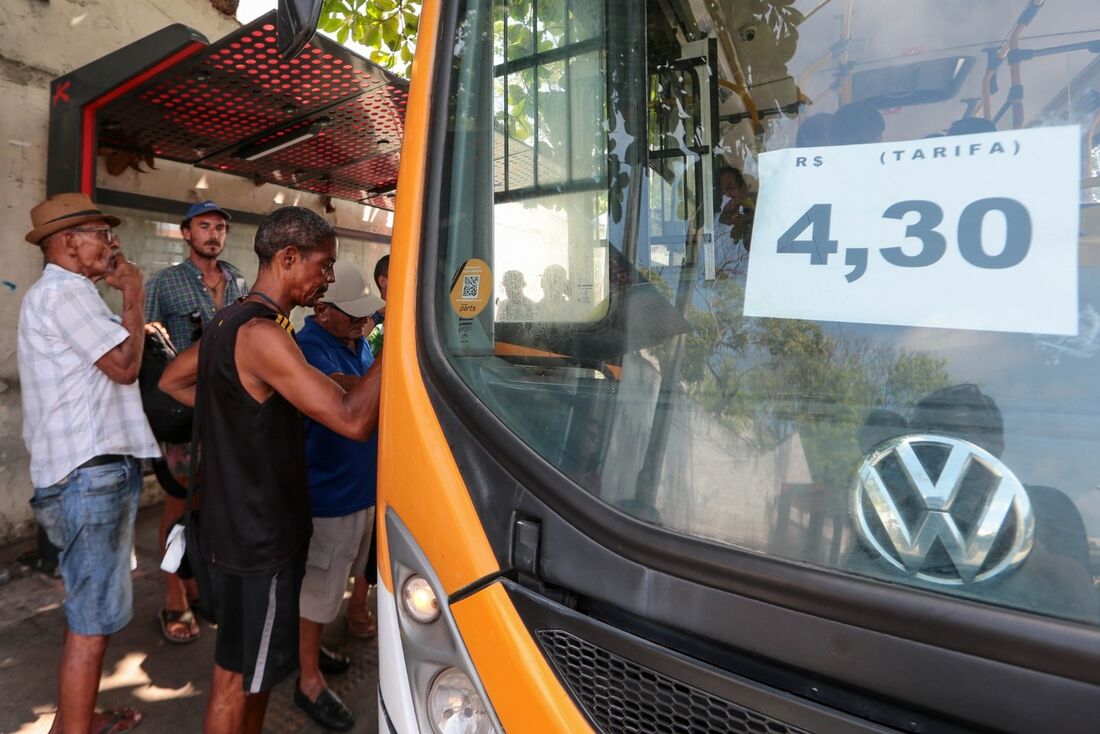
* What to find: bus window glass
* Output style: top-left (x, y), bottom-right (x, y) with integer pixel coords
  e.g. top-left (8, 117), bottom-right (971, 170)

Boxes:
top-left (438, 0), bottom-right (1100, 625)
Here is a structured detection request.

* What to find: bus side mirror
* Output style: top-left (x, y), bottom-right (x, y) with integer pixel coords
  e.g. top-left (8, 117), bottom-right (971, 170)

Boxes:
top-left (277, 0), bottom-right (323, 60)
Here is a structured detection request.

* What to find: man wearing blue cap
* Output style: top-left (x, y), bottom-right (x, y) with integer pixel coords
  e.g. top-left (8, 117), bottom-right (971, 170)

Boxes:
top-left (146, 200), bottom-right (249, 352)
top-left (145, 200), bottom-right (248, 643)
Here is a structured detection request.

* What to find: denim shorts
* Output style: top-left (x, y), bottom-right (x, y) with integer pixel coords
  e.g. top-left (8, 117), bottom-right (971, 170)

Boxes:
top-left (30, 457), bottom-right (142, 636)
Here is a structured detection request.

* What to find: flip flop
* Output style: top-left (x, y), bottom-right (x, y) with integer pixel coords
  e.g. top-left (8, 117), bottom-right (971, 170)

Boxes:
top-left (158, 608), bottom-right (201, 644)
top-left (346, 610), bottom-right (377, 639)
top-left (95, 706), bottom-right (142, 734)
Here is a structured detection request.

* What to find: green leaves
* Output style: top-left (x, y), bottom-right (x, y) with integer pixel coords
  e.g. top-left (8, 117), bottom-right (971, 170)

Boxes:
top-left (318, 14), bottom-right (344, 33)
top-left (319, 0), bottom-right (421, 77)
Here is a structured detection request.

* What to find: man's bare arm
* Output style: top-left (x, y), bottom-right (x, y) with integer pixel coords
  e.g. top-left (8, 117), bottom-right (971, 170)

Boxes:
top-left (160, 342), bottom-right (199, 408)
top-left (240, 320), bottom-right (381, 440)
top-left (327, 373), bottom-right (362, 391)
top-left (95, 257), bottom-right (145, 384)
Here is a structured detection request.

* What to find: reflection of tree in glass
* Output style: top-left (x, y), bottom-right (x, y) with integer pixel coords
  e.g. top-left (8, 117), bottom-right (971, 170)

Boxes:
top-left (491, 0), bottom-right (811, 224)
top-left (493, 0), bottom-right (602, 145)
top-left (717, 0), bottom-right (805, 135)
top-left (743, 0), bottom-right (803, 52)
top-left (642, 274), bottom-right (952, 489)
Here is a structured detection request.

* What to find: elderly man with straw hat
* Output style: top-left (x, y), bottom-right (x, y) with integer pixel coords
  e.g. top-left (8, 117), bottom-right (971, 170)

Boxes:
top-left (18, 193), bottom-right (159, 734)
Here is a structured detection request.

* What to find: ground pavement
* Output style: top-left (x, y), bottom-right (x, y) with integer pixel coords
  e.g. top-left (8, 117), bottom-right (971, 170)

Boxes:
top-left (0, 504), bottom-right (379, 734)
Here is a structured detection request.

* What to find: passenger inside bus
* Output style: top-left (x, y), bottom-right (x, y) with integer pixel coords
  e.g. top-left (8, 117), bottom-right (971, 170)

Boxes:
top-left (830, 101), bottom-right (886, 145)
top-left (497, 270), bottom-right (534, 322)
top-left (534, 265), bottom-right (580, 321)
top-left (714, 167), bottom-right (755, 277)
top-left (795, 112), bottom-right (834, 147)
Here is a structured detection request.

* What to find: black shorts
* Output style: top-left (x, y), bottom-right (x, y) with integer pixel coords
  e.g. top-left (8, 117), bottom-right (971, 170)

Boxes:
top-left (207, 552), bottom-right (306, 693)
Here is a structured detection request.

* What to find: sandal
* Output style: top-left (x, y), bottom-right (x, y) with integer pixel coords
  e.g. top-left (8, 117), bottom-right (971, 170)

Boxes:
top-left (346, 610), bottom-right (377, 639)
top-left (158, 608), bottom-right (201, 644)
top-left (94, 706), bottom-right (142, 734)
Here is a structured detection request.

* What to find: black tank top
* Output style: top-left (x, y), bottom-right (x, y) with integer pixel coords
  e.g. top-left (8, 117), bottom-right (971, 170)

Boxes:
top-left (197, 300), bottom-right (311, 574)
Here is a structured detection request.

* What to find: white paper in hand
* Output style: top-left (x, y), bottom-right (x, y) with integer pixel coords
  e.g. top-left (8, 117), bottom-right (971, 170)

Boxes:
top-left (160, 522), bottom-right (186, 574)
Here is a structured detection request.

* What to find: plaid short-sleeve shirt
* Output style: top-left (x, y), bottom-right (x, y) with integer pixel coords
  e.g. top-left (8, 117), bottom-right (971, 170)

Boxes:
top-left (145, 259), bottom-right (248, 351)
top-left (18, 265), bottom-right (160, 488)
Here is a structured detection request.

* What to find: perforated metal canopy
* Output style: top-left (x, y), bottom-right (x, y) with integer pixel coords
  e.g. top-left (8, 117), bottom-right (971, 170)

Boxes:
top-left (95, 11), bottom-right (407, 209)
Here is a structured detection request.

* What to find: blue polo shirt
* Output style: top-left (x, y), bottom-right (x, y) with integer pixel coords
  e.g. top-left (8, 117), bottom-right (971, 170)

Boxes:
top-left (296, 317), bottom-right (378, 517)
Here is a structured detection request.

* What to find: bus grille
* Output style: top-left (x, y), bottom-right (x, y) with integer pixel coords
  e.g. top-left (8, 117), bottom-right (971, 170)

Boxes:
top-left (536, 629), bottom-right (809, 734)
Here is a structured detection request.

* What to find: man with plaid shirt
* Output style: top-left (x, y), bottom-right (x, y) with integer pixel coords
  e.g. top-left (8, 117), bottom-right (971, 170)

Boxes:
top-left (145, 199), bottom-right (248, 644)
top-left (145, 200), bottom-right (248, 352)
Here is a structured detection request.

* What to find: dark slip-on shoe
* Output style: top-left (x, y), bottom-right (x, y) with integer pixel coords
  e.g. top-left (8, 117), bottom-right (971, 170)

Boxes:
top-left (318, 646), bottom-right (351, 675)
top-left (294, 682), bottom-right (355, 732)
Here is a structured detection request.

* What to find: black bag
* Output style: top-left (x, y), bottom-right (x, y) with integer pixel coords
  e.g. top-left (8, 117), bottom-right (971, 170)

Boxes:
top-left (139, 323), bottom-right (194, 444)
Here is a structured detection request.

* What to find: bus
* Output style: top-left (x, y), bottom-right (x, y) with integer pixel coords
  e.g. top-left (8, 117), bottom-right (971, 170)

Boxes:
top-left (374, 0), bottom-right (1100, 731)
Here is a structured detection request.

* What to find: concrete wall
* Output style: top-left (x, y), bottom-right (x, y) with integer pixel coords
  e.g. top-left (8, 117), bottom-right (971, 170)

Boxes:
top-left (0, 1), bottom-right (392, 542)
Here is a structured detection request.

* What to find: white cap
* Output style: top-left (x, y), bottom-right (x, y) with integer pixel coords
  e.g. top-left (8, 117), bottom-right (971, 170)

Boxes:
top-left (322, 260), bottom-right (384, 318)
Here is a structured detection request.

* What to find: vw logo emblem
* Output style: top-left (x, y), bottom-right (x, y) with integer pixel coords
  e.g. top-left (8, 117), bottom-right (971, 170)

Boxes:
top-left (852, 434), bottom-right (1035, 585)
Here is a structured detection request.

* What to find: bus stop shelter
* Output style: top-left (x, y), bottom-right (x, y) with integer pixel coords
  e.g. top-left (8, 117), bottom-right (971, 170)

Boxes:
top-left (46, 10), bottom-right (408, 211)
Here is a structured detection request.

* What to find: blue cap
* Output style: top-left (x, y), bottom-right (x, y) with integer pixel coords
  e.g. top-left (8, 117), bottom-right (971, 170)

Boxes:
top-left (182, 200), bottom-right (232, 225)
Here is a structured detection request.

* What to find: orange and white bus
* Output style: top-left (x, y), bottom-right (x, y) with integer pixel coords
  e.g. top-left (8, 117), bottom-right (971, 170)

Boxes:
top-left (376, 0), bottom-right (1100, 731)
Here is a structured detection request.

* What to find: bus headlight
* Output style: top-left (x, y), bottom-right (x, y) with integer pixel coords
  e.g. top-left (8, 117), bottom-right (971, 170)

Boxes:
top-left (402, 574), bottom-right (441, 623)
top-left (385, 510), bottom-right (503, 732)
top-left (428, 668), bottom-right (491, 734)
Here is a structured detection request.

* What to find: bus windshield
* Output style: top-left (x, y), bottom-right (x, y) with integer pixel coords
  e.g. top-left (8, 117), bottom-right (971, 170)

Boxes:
top-left (434, 0), bottom-right (1100, 625)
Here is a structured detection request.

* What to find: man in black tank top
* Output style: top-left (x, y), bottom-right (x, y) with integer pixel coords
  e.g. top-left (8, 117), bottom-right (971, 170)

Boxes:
top-left (161, 207), bottom-right (382, 734)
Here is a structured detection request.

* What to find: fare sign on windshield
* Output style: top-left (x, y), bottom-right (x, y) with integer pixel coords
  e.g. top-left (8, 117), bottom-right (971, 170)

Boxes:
top-left (743, 125), bottom-right (1081, 335)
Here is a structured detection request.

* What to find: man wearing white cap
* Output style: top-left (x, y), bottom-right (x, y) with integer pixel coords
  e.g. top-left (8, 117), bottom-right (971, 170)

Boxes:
top-left (292, 260), bottom-right (384, 731)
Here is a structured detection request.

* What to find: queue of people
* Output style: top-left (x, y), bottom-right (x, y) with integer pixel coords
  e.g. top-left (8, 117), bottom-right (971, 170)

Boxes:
top-left (18, 193), bottom-right (386, 734)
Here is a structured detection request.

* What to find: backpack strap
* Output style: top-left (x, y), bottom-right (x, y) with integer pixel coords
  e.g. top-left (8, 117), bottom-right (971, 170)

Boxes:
top-left (185, 378), bottom-right (200, 527)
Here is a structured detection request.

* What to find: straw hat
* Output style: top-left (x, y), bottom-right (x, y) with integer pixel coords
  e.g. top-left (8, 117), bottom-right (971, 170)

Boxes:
top-left (25, 193), bottom-right (121, 245)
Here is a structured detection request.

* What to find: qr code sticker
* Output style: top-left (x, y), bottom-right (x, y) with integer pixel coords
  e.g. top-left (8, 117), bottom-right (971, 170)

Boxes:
top-left (461, 274), bottom-right (480, 299)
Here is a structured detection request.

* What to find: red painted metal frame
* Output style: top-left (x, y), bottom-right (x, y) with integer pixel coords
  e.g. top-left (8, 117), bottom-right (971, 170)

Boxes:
top-left (79, 41), bottom-right (207, 194)
top-left (90, 12), bottom-right (408, 208)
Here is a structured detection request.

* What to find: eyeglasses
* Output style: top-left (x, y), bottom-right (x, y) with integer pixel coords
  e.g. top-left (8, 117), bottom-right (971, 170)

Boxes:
top-left (70, 227), bottom-right (117, 243)
top-left (325, 302), bottom-right (371, 323)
